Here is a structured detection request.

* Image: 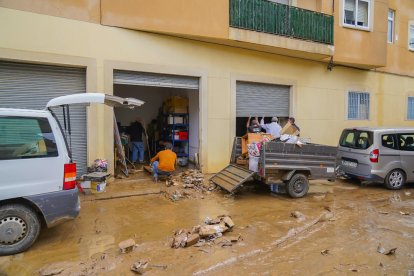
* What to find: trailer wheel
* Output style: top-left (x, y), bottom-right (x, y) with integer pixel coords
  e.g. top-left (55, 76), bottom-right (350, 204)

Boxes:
top-left (287, 174), bottom-right (309, 198)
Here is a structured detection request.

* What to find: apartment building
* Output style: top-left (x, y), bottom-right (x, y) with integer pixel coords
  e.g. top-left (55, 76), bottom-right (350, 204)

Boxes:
top-left (0, 0), bottom-right (413, 173)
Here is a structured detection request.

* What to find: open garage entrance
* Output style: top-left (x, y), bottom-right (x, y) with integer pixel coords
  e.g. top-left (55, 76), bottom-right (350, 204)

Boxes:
top-left (235, 81), bottom-right (291, 136)
top-left (113, 70), bottom-right (200, 173)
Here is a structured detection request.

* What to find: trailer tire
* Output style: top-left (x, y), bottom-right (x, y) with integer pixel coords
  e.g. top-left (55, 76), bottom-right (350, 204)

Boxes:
top-left (287, 174), bottom-right (309, 198)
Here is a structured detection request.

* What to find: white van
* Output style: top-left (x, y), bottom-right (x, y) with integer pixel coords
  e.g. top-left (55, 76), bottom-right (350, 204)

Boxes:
top-left (337, 127), bottom-right (414, 189)
top-left (0, 93), bottom-right (143, 255)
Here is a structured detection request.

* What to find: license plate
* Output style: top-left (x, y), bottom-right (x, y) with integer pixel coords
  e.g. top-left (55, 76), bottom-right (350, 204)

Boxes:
top-left (342, 160), bottom-right (357, 168)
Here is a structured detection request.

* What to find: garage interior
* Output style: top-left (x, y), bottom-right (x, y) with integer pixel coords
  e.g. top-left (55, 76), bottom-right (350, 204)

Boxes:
top-left (113, 70), bottom-right (200, 173)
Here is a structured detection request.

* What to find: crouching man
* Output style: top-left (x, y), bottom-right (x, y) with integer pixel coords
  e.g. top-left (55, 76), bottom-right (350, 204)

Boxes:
top-left (150, 143), bottom-right (177, 182)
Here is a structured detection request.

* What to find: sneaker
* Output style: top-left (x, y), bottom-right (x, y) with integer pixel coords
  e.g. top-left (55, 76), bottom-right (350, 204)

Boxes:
top-left (153, 176), bottom-right (158, 183)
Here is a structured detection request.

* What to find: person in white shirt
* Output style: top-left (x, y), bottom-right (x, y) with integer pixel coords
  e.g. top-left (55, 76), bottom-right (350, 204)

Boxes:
top-left (260, 116), bottom-right (282, 138)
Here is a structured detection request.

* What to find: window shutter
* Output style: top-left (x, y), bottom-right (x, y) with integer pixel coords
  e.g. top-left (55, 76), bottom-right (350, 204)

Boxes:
top-left (357, 1), bottom-right (369, 27)
top-left (344, 0), bottom-right (355, 11)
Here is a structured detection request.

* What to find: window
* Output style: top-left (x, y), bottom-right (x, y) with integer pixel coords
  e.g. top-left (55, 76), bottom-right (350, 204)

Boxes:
top-left (382, 134), bottom-right (398, 149)
top-left (398, 134), bottom-right (414, 151)
top-left (343, 0), bottom-right (370, 29)
top-left (348, 91), bottom-right (370, 120)
top-left (340, 129), bottom-right (373, 149)
top-left (408, 97), bottom-right (414, 120)
top-left (387, 10), bottom-right (395, 43)
top-left (0, 117), bottom-right (58, 160)
top-left (410, 24), bottom-right (414, 51)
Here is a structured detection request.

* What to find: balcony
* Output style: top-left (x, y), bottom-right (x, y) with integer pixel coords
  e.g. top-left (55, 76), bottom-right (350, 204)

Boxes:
top-left (230, 0), bottom-right (334, 45)
top-left (98, 0), bottom-right (334, 60)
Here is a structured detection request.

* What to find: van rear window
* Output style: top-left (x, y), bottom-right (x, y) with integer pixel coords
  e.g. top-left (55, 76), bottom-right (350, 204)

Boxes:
top-left (340, 130), bottom-right (373, 149)
top-left (0, 116), bottom-right (58, 160)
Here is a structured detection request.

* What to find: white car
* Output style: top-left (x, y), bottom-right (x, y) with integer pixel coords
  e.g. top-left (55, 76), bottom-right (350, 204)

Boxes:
top-left (0, 93), bottom-right (143, 255)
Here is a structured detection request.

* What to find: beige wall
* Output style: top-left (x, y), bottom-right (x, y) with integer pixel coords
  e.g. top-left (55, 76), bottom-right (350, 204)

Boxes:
top-left (0, 8), bottom-right (413, 173)
top-left (333, 0), bottom-right (388, 69)
top-left (377, 0), bottom-right (414, 77)
top-left (101, 0), bottom-right (229, 39)
top-left (0, 0), bottom-right (100, 23)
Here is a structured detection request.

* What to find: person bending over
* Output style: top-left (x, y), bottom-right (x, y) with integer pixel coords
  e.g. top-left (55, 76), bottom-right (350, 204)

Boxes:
top-left (150, 143), bottom-right (177, 182)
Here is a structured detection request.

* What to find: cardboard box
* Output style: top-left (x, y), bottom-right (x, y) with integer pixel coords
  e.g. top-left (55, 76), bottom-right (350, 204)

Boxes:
top-left (281, 122), bottom-right (300, 136)
top-left (241, 133), bottom-right (274, 154)
top-left (167, 96), bottom-right (188, 107)
top-left (168, 106), bottom-right (188, 114)
top-left (236, 158), bottom-right (248, 165)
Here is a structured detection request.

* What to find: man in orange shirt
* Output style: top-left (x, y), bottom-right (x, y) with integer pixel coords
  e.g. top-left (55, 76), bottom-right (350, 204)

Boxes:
top-left (150, 143), bottom-right (177, 182)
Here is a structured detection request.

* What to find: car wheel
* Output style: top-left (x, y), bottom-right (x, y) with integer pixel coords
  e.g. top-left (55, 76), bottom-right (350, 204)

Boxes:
top-left (0, 204), bottom-right (41, 256)
top-left (287, 173), bottom-right (309, 198)
top-left (385, 169), bottom-right (406, 190)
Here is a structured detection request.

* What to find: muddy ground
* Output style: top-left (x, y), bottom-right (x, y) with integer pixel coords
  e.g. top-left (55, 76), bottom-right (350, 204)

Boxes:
top-left (1, 171), bottom-right (414, 275)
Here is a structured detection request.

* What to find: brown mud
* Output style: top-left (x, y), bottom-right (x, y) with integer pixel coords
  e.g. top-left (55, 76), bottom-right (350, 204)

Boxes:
top-left (1, 173), bottom-right (414, 275)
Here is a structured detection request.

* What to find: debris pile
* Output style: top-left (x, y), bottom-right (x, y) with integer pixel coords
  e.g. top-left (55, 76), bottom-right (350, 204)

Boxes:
top-left (118, 238), bottom-right (136, 253)
top-left (377, 244), bottom-right (397, 256)
top-left (171, 215), bottom-right (241, 249)
top-left (131, 259), bottom-right (150, 274)
top-left (164, 169), bottom-right (218, 201)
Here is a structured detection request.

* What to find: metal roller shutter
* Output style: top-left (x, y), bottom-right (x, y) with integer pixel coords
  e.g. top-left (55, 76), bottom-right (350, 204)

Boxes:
top-left (113, 70), bottom-right (199, 90)
top-left (236, 81), bottom-right (290, 117)
top-left (0, 61), bottom-right (87, 175)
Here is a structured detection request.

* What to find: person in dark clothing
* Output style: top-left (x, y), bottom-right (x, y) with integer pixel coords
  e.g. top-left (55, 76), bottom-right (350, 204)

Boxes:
top-left (128, 118), bottom-right (146, 163)
top-left (246, 116), bottom-right (262, 133)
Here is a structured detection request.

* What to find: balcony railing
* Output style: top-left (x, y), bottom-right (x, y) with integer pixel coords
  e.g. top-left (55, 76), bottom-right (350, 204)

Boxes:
top-left (230, 0), bottom-right (334, 45)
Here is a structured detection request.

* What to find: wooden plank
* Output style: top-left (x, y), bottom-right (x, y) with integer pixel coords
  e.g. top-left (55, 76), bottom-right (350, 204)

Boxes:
top-left (226, 166), bottom-right (252, 178)
top-left (211, 177), bottom-right (236, 192)
top-left (215, 174), bottom-right (239, 186)
top-left (221, 170), bottom-right (245, 182)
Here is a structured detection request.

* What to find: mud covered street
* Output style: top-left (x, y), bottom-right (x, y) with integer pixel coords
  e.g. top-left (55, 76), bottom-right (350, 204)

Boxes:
top-left (1, 175), bottom-right (414, 275)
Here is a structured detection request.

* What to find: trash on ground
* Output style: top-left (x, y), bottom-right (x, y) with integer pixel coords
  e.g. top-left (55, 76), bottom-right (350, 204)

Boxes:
top-left (171, 215), bottom-right (236, 249)
top-left (163, 169), bottom-right (218, 201)
top-left (318, 211), bottom-right (334, 223)
top-left (131, 259), bottom-right (150, 274)
top-left (379, 211), bottom-right (389, 215)
top-left (313, 194), bottom-right (326, 201)
top-left (377, 244), bottom-right (397, 255)
top-left (399, 211), bottom-right (410, 215)
top-left (291, 211), bottom-right (306, 221)
top-left (119, 238), bottom-right (136, 253)
top-left (321, 249), bottom-right (329, 256)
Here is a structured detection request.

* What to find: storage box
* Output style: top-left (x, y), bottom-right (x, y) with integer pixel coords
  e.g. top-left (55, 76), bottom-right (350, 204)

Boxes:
top-left (178, 131), bottom-right (188, 140)
top-left (236, 158), bottom-right (248, 165)
top-left (166, 96), bottom-right (188, 108)
top-left (168, 106), bottom-right (188, 114)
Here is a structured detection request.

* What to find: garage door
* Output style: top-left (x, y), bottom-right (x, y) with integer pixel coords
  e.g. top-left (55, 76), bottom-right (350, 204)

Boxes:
top-left (236, 81), bottom-right (290, 117)
top-left (0, 61), bottom-right (87, 175)
top-left (113, 70), bottom-right (199, 90)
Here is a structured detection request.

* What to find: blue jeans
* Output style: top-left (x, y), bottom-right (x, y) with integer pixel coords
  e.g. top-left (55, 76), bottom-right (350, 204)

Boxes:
top-left (152, 161), bottom-right (171, 178)
top-left (131, 141), bottom-right (144, 162)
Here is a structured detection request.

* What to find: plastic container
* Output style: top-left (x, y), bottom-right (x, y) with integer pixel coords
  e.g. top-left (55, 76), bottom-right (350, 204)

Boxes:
top-left (178, 131), bottom-right (188, 140)
top-left (91, 181), bottom-right (106, 193)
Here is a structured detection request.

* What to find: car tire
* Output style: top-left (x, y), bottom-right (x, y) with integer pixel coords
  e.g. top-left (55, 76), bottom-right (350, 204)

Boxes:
top-left (0, 204), bottom-right (41, 256)
top-left (385, 169), bottom-right (406, 190)
top-left (287, 173), bottom-right (309, 198)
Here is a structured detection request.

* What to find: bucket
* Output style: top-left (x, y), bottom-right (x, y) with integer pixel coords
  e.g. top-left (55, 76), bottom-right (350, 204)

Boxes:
top-left (91, 181), bottom-right (106, 193)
